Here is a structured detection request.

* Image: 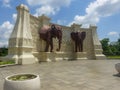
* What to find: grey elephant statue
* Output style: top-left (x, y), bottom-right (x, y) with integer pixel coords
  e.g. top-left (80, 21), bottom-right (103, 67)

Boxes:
top-left (71, 31), bottom-right (86, 52)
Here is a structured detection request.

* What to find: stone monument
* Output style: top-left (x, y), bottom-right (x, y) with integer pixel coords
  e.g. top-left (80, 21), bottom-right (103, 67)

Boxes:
top-left (5, 4), bottom-right (37, 64)
top-left (5, 4), bottom-right (106, 64)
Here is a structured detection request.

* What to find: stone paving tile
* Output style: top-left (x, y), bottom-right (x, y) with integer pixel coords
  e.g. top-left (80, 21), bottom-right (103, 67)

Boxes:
top-left (0, 60), bottom-right (120, 90)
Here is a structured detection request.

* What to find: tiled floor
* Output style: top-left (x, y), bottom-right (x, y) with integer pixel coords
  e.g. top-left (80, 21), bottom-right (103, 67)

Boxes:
top-left (0, 60), bottom-right (120, 90)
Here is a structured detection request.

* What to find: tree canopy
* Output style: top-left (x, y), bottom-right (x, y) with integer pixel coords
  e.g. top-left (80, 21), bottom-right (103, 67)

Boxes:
top-left (100, 38), bottom-right (120, 56)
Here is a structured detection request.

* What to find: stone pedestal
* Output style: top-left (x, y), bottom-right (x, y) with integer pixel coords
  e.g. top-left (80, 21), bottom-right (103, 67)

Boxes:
top-left (94, 45), bottom-right (106, 60)
top-left (33, 52), bottom-right (87, 62)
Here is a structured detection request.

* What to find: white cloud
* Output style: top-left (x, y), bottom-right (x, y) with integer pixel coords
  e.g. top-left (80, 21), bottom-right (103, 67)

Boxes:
top-left (27, 0), bottom-right (71, 7)
top-left (34, 5), bottom-right (57, 16)
top-left (0, 21), bottom-right (14, 47)
top-left (2, 0), bottom-right (11, 8)
top-left (12, 13), bottom-right (17, 22)
top-left (69, 0), bottom-right (120, 27)
top-left (0, 42), bottom-right (8, 47)
top-left (108, 31), bottom-right (119, 36)
top-left (107, 31), bottom-right (119, 41)
top-left (26, 0), bottom-right (73, 16)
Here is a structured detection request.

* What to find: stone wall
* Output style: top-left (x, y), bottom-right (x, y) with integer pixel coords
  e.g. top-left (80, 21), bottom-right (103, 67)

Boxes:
top-left (30, 15), bottom-right (41, 52)
top-left (6, 4), bottom-right (106, 65)
top-left (29, 13), bottom-right (106, 60)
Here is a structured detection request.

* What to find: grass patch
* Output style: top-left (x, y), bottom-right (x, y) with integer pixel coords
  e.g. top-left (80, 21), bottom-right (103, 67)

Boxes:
top-left (8, 74), bottom-right (37, 81)
top-left (107, 56), bottom-right (120, 59)
top-left (0, 61), bottom-right (15, 65)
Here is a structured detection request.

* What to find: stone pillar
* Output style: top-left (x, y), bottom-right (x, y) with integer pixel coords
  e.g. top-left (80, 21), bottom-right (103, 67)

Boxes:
top-left (90, 25), bottom-right (106, 60)
top-left (71, 23), bottom-right (82, 32)
top-left (38, 14), bottom-right (51, 27)
top-left (6, 4), bottom-right (38, 64)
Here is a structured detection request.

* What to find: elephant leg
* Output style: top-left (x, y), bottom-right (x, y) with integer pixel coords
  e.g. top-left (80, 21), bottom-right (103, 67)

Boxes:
top-left (79, 43), bottom-right (82, 52)
top-left (45, 37), bottom-right (51, 52)
top-left (80, 41), bottom-right (83, 52)
top-left (45, 41), bottom-right (49, 52)
top-left (56, 38), bottom-right (62, 51)
top-left (45, 31), bottom-right (51, 52)
top-left (79, 41), bottom-right (82, 52)
top-left (78, 43), bottom-right (81, 52)
top-left (50, 38), bottom-right (53, 52)
top-left (75, 41), bottom-right (78, 52)
top-left (56, 31), bottom-right (62, 51)
top-left (81, 41), bottom-right (83, 52)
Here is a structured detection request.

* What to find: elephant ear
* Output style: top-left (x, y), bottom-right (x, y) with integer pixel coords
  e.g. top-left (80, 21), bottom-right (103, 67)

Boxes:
top-left (71, 32), bottom-right (76, 40)
top-left (71, 32), bottom-right (74, 40)
top-left (81, 32), bottom-right (86, 40)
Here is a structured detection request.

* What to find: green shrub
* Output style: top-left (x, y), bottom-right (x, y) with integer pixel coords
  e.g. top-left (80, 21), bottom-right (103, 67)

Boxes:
top-left (0, 61), bottom-right (15, 65)
top-left (0, 47), bottom-right (8, 56)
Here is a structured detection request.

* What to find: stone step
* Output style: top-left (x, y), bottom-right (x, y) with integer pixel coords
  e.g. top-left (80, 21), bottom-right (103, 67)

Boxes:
top-left (95, 54), bottom-right (106, 60)
top-left (33, 52), bottom-right (87, 62)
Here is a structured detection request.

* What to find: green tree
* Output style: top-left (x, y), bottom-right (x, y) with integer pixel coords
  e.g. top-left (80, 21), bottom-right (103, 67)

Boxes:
top-left (100, 38), bottom-right (113, 55)
top-left (116, 38), bottom-right (120, 55)
top-left (109, 44), bottom-right (118, 55)
top-left (0, 47), bottom-right (8, 56)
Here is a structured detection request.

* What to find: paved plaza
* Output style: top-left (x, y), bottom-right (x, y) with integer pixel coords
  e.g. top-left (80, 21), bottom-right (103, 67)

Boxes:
top-left (0, 60), bottom-right (120, 90)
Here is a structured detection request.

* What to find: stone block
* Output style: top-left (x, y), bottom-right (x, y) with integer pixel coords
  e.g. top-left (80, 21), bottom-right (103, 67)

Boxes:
top-left (33, 52), bottom-right (87, 62)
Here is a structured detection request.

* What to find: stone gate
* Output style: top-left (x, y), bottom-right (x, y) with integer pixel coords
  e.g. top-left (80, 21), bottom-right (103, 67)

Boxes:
top-left (5, 4), bottom-right (106, 64)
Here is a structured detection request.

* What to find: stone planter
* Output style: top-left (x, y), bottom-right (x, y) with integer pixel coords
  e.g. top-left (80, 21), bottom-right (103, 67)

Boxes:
top-left (4, 74), bottom-right (40, 90)
top-left (115, 63), bottom-right (120, 74)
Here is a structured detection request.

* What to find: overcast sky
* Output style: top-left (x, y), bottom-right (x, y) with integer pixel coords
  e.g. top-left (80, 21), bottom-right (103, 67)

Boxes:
top-left (0, 0), bottom-right (120, 47)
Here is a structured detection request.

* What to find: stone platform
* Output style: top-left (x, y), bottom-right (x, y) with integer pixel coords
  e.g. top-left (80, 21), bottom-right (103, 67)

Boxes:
top-left (33, 52), bottom-right (87, 62)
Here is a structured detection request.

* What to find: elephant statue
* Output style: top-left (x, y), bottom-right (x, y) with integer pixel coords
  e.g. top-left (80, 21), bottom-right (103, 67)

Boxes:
top-left (71, 31), bottom-right (86, 52)
top-left (39, 24), bottom-right (62, 52)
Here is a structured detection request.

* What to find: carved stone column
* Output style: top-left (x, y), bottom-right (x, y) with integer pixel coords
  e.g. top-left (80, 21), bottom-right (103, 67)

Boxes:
top-left (6, 4), bottom-right (38, 64)
top-left (90, 25), bottom-right (106, 59)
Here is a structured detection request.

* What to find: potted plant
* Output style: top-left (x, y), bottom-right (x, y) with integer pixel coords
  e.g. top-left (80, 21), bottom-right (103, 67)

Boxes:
top-left (4, 73), bottom-right (40, 90)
